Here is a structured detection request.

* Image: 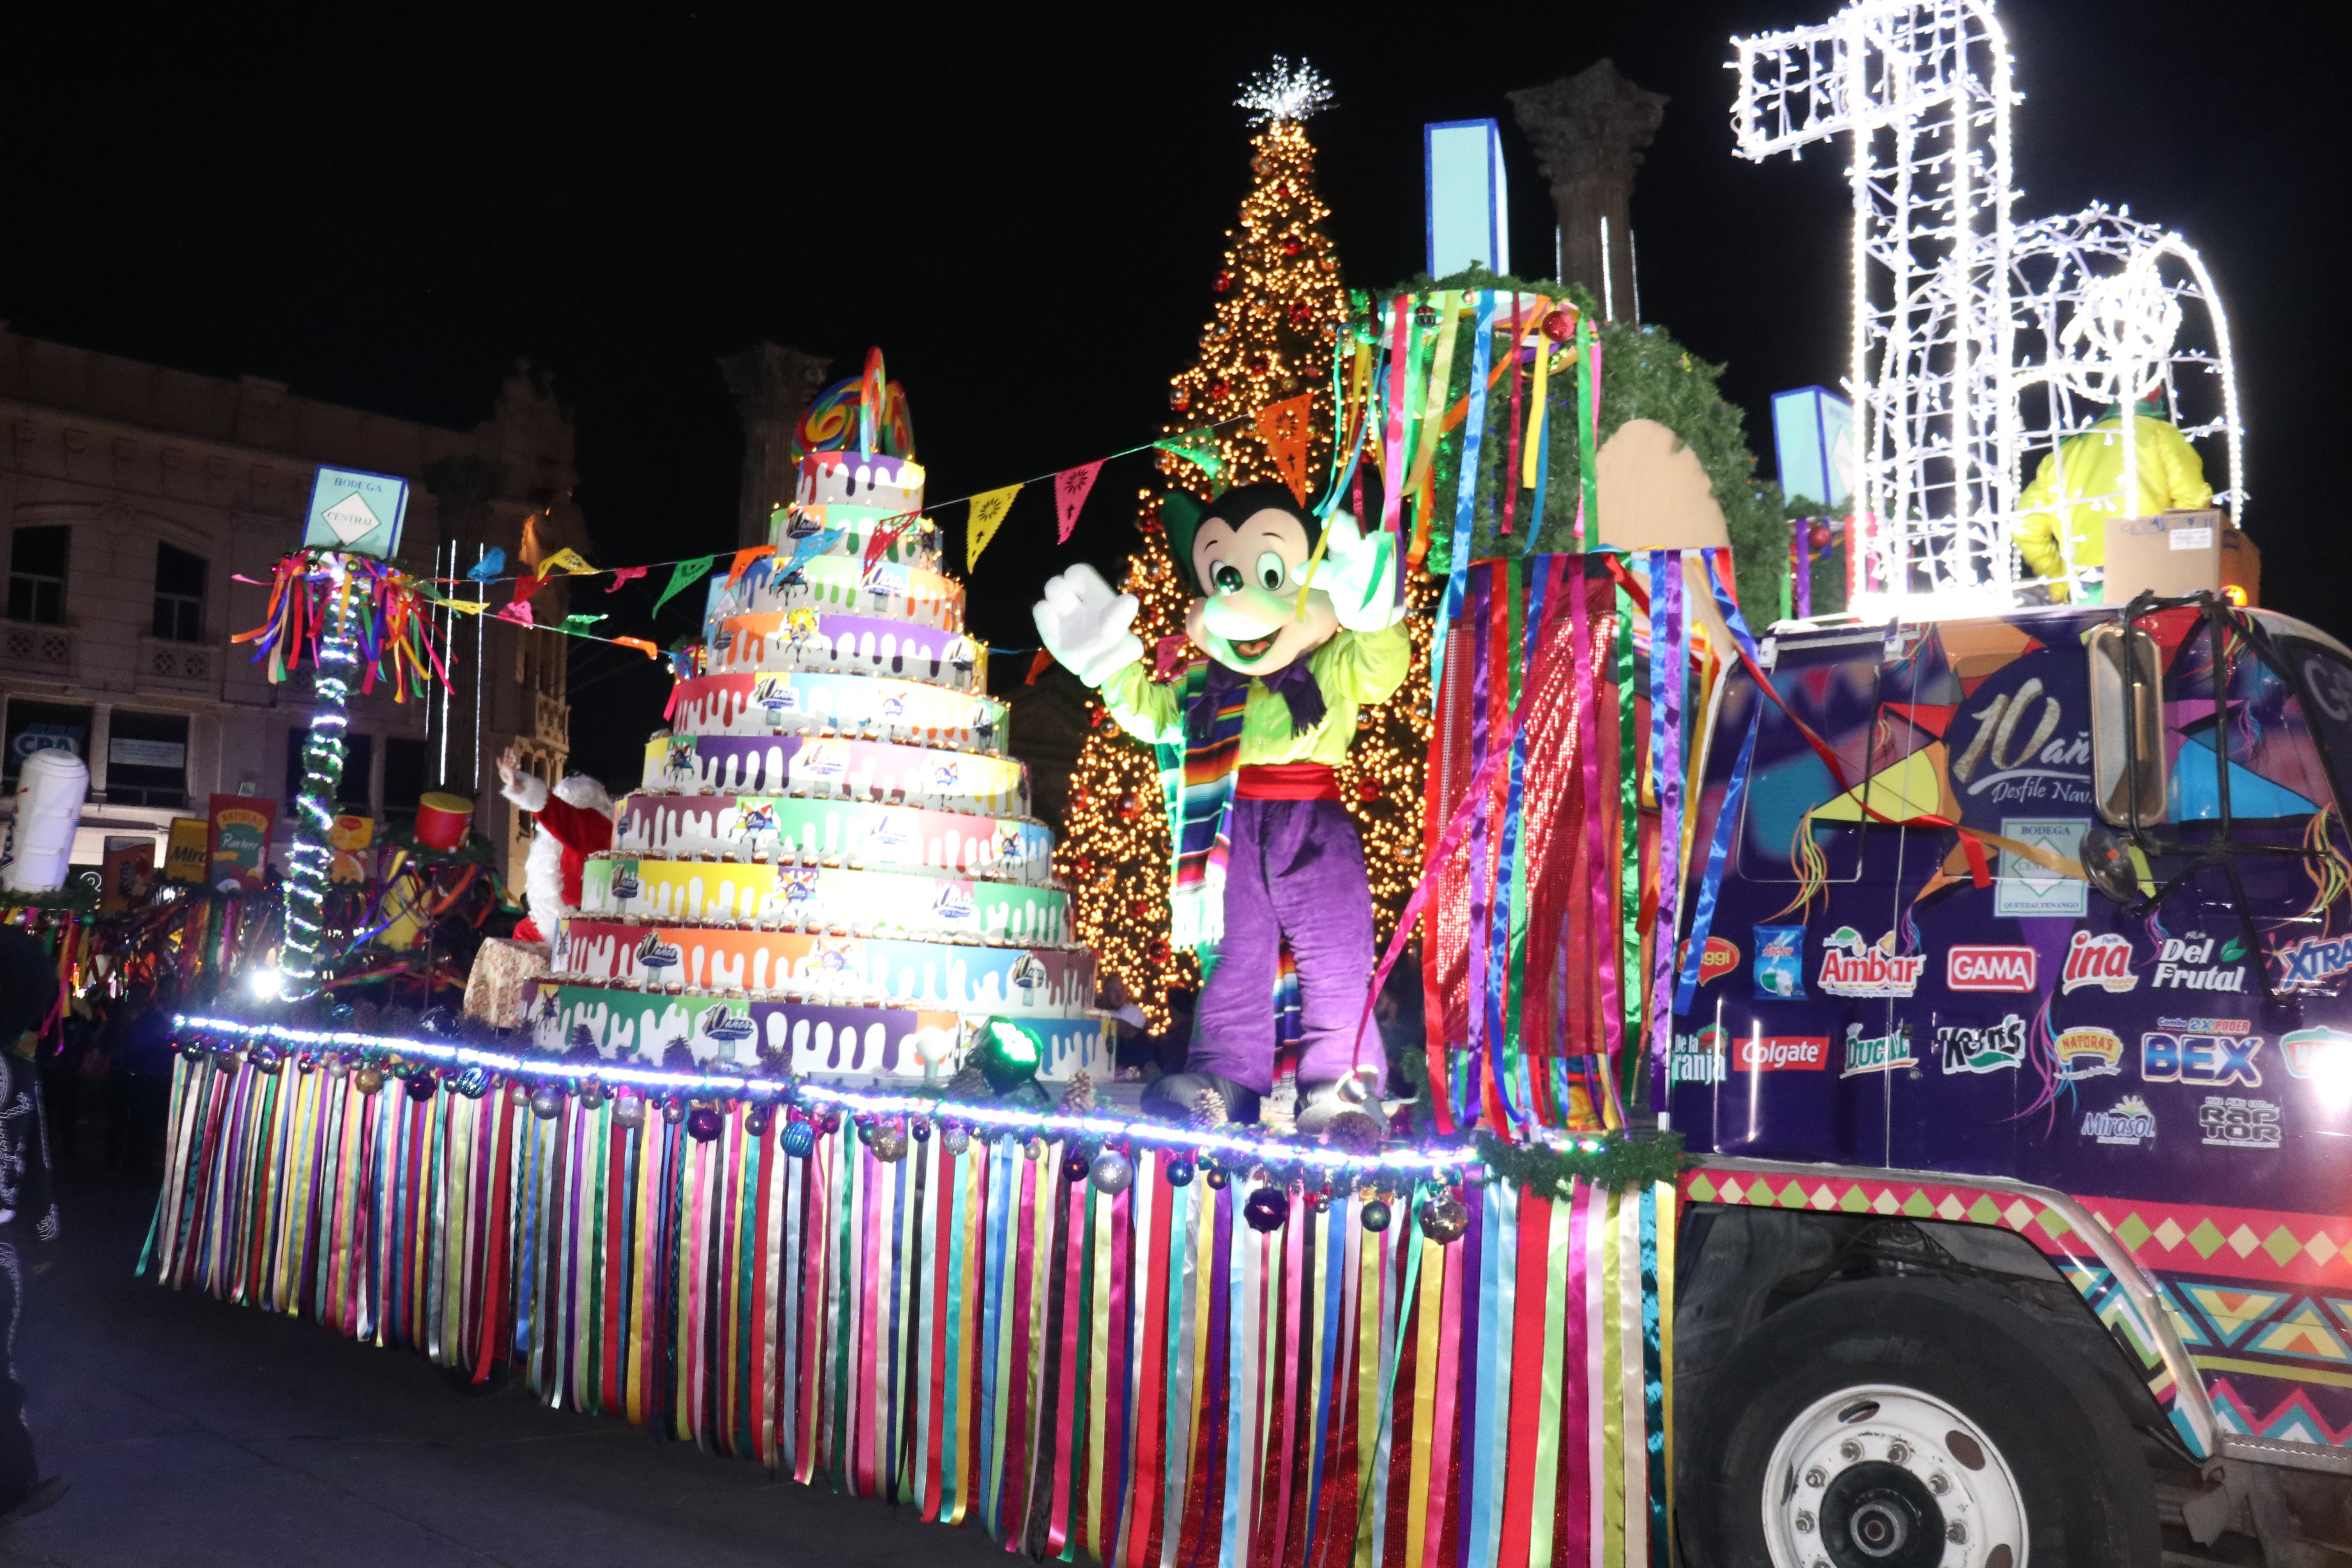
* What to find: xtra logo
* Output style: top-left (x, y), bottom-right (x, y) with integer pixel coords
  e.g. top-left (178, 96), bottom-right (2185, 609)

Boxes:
top-left (1669, 1025), bottom-right (1729, 1087)
top-left (1753, 926), bottom-right (1808, 1000)
top-left (1842, 1023), bottom-right (1917, 1078)
top-left (2152, 933), bottom-right (2247, 993)
top-left (2141, 1031), bottom-right (2263, 1087)
top-left (2272, 933), bottom-right (2352, 995)
top-left (2083, 1094), bottom-right (2157, 1147)
top-left (1733, 1035), bottom-right (1829, 1072)
top-left (2061, 931), bottom-right (2137, 994)
top-left (2198, 1096), bottom-right (2283, 1150)
top-left (2053, 1027), bottom-right (2126, 1082)
top-left (1947, 945), bottom-right (2037, 993)
top-left (1938, 1015), bottom-right (2027, 1075)
top-left (1818, 927), bottom-right (1926, 998)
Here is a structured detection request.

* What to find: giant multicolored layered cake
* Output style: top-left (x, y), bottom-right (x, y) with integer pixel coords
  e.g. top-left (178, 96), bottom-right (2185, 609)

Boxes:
top-left (533, 447), bottom-right (1108, 1083)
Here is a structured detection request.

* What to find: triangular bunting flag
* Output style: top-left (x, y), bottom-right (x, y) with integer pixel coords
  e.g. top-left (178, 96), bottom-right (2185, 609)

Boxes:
top-left (966, 484), bottom-right (1022, 571)
top-left (1153, 428), bottom-right (1225, 485)
top-left (1254, 392), bottom-right (1314, 504)
top-left (605, 565), bottom-right (648, 593)
top-left (1054, 461), bottom-right (1103, 543)
top-left (727, 545), bottom-right (777, 588)
top-left (651, 556), bottom-right (715, 617)
top-left (536, 547), bottom-right (597, 577)
top-left (862, 514), bottom-right (920, 577)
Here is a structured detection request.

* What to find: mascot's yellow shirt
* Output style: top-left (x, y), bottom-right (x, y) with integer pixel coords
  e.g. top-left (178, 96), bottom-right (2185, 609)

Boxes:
top-left (1095, 623), bottom-right (1410, 765)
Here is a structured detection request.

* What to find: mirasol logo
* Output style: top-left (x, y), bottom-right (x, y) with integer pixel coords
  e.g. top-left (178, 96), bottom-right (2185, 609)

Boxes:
top-left (1733, 1035), bottom-right (1829, 1072)
top-left (1947, 945), bottom-right (2037, 992)
top-left (2083, 1094), bottom-right (2157, 1146)
top-left (2061, 931), bottom-right (2137, 994)
top-left (2273, 933), bottom-right (2352, 995)
top-left (1818, 927), bottom-right (1926, 998)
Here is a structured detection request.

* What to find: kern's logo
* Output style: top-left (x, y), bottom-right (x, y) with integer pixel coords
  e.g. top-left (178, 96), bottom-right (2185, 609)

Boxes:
top-left (1678, 935), bottom-right (1740, 988)
top-left (1947, 945), bottom-right (2037, 992)
top-left (2061, 932), bottom-right (2137, 994)
top-left (2142, 1031), bottom-right (2263, 1087)
top-left (2083, 1095), bottom-right (2157, 1147)
top-left (2053, 1027), bottom-right (2126, 1081)
top-left (1669, 1025), bottom-right (1729, 1087)
top-left (1818, 928), bottom-right (1926, 998)
top-left (1938, 1015), bottom-right (2028, 1075)
top-left (2272, 933), bottom-right (2352, 995)
top-left (1842, 1023), bottom-right (1917, 1078)
top-left (1733, 1035), bottom-right (1830, 1072)
top-left (2152, 933), bottom-right (2247, 992)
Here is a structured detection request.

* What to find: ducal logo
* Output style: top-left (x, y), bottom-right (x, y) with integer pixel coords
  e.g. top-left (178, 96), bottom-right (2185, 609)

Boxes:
top-left (1733, 1035), bottom-right (1830, 1072)
top-left (1947, 945), bottom-right (2037, 993)
top-left (2281, 1028), bottom-right (2352, 1082)
top-left (1669, 1025), bottom-right (1729, 1087)
top-left (2272, 933), bottom-right (2352, 995)
top-left (697, 1005), bottom-right (756, 1043)
top-left (2152, 933), bottom-right (2247, 992)
top-left (2141, 1031), bottom-right (2263, 1087)
top-left (1938, 1015), bottom-right (2027, 1075)
top-left (2053, 1027), bottom-right (2126, 1082)
top-left (1818, 928), bottom-right (1926, 998)
top-left (2198, 1096), bottom-right (2283, 1150)
top-left (1842, 1023), bottom-right (1917, 1078)
top-left (2060, 931), bottom-right (2137, 994)
top-left (2083, 1095), bottom-right (2157, 1147)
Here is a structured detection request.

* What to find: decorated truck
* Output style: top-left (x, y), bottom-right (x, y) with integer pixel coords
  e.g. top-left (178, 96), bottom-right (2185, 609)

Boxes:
top-left (1665, 590), bottom-right (2352, 1564)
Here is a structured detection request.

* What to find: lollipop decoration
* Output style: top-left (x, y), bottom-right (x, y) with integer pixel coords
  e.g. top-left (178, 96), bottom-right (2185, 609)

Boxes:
top-left (789, 349), bottom-right (916, 463)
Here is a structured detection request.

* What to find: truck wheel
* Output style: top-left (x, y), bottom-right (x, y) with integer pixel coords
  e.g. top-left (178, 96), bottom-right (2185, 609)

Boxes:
top-left (1680, 1276), bottom-right (2157, 1567)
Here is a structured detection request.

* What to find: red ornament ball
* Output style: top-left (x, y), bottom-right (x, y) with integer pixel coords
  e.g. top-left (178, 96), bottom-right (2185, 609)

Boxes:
top-left (1170, 389), bottom-right (1191, 412)
top-left (1542, 304), bottom-right (1581, 343)
top-left (1117, 792), bottom-right (1142, 820)
top-left (1808, 522), bottom-right (1834, 550)
top-left (1355, 778), bottom-right (1380, 804)
top-left (1209, 380), bottom-right (1230, 401)
top-left (1147, 938), bottom-right (1173, 966)
top-left (1212, 271), bottom-right (1232, 292)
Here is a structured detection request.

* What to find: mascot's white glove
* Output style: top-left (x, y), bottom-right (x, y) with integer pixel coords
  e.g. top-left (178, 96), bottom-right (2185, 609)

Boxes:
top-left (1317, 510), bottom-right (1407, 632)
top-left (1033, 564), bottom-right (1143, 688)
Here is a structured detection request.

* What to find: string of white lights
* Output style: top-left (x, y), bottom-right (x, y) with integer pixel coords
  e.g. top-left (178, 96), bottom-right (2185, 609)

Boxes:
top-left (280, 559), bottom-right (359, 1001)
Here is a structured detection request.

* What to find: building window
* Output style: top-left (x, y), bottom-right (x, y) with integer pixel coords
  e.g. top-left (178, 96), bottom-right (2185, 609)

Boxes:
top-left (7, 526), bottom-right (68, 625)
top-left (383, 737), bottom-right (430, 824)
top-left (286, 727), bottom-right (373, 812)
top-left (107, 710), bottom-right (191, 809)
top-left (3, 698), bottom-right (92, 782)
top-left (153, 543), bottom-right (207, 642)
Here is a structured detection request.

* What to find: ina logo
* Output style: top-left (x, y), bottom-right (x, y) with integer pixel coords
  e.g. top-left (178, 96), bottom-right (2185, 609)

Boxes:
top-left (1817, 927), bottom-right (1926, 998)
top-left (2060, 931), bottom-right (2137, 994)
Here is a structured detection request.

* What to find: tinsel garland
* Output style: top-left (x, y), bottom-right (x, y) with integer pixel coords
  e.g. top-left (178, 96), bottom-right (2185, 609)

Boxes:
top-left (1471, 1129), bottom-right (1685, 1199)
top-left (232, 549), bottom-right (452, 697)
top-left (145, 1040), bottom-right (1675, 1568)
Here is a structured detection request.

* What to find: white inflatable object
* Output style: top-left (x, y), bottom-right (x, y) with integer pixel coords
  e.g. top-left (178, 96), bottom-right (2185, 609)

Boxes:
top-left (3, 747), bottom-right (90, 892)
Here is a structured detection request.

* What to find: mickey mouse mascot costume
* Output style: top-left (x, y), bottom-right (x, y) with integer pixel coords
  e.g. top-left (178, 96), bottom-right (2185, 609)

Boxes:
top-left (1035, 483), bottom-right (1407, 1133)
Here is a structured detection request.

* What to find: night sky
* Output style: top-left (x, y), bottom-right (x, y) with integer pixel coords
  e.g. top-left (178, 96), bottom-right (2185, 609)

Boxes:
top-left (6, 3), bottom-right (2340, 781)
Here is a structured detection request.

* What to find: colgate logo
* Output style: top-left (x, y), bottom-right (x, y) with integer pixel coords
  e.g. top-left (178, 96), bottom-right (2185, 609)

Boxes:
top-left (1733, 1035), bottom-right (1830, 1071)
top-left (2061, 931), bottom-right (2137, 994)
top-left (1948, 945), bottom-right (2037, 992)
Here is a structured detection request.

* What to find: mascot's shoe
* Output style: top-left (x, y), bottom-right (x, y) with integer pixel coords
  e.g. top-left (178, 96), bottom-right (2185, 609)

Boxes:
top-left (1295, 1073), bottom-right (1386, 1147)
top-left (1140, 1071), bottom-right (1261, 1129)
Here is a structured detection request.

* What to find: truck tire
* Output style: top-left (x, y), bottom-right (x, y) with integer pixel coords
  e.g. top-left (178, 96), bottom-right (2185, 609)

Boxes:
top-left (1679, 1275), bottom-right (2157, 1567)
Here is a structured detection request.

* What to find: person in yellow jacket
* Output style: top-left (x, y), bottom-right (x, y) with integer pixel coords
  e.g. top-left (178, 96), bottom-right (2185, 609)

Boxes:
top-left (2013, 398), bottom-right (2212, 600)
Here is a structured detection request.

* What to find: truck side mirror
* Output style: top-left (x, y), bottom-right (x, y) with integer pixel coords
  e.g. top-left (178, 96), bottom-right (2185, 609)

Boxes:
top-left (2086, 622), bottom-right (2164, 829)
top-left (2077, 823), bottom-right (2142, 905)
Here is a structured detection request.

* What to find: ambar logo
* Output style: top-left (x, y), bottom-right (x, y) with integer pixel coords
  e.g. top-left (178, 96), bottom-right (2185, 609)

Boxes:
top-left (1947, 945), bottom-right (2037, 992)
top-left (1734, 1035), bottom-right (1830, 1072)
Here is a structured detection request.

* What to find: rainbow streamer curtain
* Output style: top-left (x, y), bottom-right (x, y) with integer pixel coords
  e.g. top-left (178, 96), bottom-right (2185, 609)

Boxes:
top-left (1419, 553), bottom-right (1710, 1138)
top-left (147, 1048), bottom-right (1674, 1568)
top-left (232, 550), bottom-right (453, 697)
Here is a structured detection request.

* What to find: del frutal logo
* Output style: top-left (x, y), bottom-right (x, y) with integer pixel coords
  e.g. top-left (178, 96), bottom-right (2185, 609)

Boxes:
top-left (1818, 927), bottom-right (1926, 998)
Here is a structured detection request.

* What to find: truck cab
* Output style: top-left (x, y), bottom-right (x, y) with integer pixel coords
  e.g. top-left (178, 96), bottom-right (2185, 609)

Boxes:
top-left (1668, 595), bottom-right (2352, 1565)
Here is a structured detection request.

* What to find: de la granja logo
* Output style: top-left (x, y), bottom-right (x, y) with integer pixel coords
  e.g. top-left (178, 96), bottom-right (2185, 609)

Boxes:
top-left (1950, 676), bottom-right (2093, 807)
top-left (1818, 927), bottom-right (1925, 998)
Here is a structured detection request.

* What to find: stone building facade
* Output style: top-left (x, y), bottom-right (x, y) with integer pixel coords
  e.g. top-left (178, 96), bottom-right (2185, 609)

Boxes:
top-left (0, 325), bottom-right (593, 893)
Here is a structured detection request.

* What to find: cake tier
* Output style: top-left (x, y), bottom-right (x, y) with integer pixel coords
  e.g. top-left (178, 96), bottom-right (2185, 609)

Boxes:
top-left (554, 918), bottom-right (1089, 1013)
top-left (641, 733), bottom-right (1026, 815)
top-left (530, 981), bottom-right (1106, 1080)
top-left (669, 671), bottom-right (1006, 754)
top-left (794, 451), bottom-right (923, 513)
top-left (774, 504), bottom-right (939, 565)
top-left (729, 553), bottom-right (963, 630)
top-left (616, 791), bottom-right (1055, 884)
top-left (708, 611), bottom-right (984, 692)
top-left (582, 856), bottom-right (1071, 946)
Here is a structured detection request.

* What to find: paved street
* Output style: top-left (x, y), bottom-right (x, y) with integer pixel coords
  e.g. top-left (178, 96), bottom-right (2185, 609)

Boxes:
top-left (0, 1166), bottom-right (1005, 1567)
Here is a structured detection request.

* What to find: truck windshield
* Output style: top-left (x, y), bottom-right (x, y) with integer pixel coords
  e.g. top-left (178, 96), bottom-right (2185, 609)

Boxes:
top-left (2276, 634), bottom-right (2352, 822)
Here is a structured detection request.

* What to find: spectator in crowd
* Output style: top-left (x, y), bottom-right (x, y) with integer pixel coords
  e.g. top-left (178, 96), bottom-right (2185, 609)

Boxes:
top-left (107, 983), bottom-right (176, 1179)
top-left (0, 926), bottom-right (65, 1521)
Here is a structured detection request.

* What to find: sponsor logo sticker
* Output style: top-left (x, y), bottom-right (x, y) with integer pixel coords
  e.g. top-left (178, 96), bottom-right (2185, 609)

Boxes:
top-left (1842, 1023), bottom-right (1917, 1078)
top-left (2061, 931), bottom-right (2138, 994)
top-left (2198, 1096), bottom-right (2282, 1150)
top-left (2272, 933), bottom-right (2352, 995)
top-left (1754, 926), bottom-right (1808, 1000)
top-left (1678, 935), bottom-right (1740, 988)
top-left (1995, 816), bottom-right (2090, 917)
top-left (1669, 1025), bottom-right (1729, 1087)
top-left (2281, 1027), bottom-right (2352, 1082)
top-left (1938, 1015), bottom-right (2028, 1074)
top-left (2083, 1094), bottom-right (2157, 1146)
top-left (2053, 1027), bottom-right (2126, 1081)
top-left (2140, 1031), bottom-right (2263, 1087)
top-left (697, 1004), bottom-right (756, 1042)
top-left (2151, 933), bottom-right (2247, 993)
top-left (1947, 945), bottom-right (2037, 993)
top-left (2157, 1016), bottom-right (2252, 1035)
top-left (1733, 1035), bottom-right (1830, 1072)
top-left (1818, 927), bottom-right (1926, 998)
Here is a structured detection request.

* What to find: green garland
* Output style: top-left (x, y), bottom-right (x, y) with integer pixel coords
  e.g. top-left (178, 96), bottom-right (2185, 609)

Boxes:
top-left (1473, 1126), bottom-right (1687, 1196)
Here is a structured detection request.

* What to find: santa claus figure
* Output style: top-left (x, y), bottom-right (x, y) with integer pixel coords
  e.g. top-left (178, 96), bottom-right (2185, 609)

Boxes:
top-left (497, 745), bottom-right (614, 944)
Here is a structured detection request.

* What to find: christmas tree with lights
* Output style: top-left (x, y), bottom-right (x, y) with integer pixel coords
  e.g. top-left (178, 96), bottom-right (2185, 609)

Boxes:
top-left (1056, 61), bottom-right (1436, 1029)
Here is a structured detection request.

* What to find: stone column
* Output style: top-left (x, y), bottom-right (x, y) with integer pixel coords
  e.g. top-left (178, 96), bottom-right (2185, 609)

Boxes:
top-left (1508, 60), bottom-right (1668, 321)
top-left (719, 344), bottom-right (833, 550)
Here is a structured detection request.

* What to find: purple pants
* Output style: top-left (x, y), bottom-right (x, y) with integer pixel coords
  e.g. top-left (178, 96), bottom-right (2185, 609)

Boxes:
top-left (1187, 798), bottom-right (1380, 1096)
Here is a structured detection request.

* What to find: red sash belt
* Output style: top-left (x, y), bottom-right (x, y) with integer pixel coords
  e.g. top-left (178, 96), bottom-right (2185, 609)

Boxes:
top-left (1234, 762), bottom-right (1340, 801)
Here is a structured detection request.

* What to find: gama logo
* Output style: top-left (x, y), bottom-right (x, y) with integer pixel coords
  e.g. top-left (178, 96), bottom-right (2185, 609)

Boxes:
top-left (1733, 1035), bottom-right (1830, 1072)
top-left (1818, 927), bottom-right (1926, 998)
top-left (2053, 1026), bottom-right (2125, 1081)
top-left (1947, 945), bottom-right (2036, 992)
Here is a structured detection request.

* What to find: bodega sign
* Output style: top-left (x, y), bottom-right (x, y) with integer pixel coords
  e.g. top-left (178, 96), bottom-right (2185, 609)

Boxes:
top-left (1818, 927), bottom-right (1925, 998)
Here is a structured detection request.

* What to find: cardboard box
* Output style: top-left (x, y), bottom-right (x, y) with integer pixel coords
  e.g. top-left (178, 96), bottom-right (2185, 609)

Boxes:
top-left (2102, 510), bottom-right (2256, 605)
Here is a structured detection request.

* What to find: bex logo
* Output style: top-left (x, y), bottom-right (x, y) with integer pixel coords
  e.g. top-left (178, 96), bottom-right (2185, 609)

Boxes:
top-left (2141, 1031), bottom-right (2263, 1087)
top-left (1947, 945), bottom-right (2036, 992)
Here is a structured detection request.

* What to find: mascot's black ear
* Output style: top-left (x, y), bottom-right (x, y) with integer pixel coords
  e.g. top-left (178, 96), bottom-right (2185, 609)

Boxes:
top-left (1159, 491), bottom-right (1210, 592)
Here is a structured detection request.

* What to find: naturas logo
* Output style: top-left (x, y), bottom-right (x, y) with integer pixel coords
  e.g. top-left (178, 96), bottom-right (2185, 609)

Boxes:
top-left (2083, 1095), bottom-right (2157, 1146)
top-left (1938, 1015), bottom-right (2028, 1074)
top-left (2152, 933), bottom-right (2247, 992)
top-left (2053, 1027), bottom-right (2126, 1081)
top-left (2061, 931), bottom-right (2138, 994)
top-left (1818, 927), bottom-right (1925, 998)
top-left (1842, 1023), bottom-right (1917, 1078)
top-left (1947, 945), bottom-right (2037, 992)
top-left (2273, 933), bottom-right (2352, 995)
top-left (2142, 1031), bottom-right (2263, 1087)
